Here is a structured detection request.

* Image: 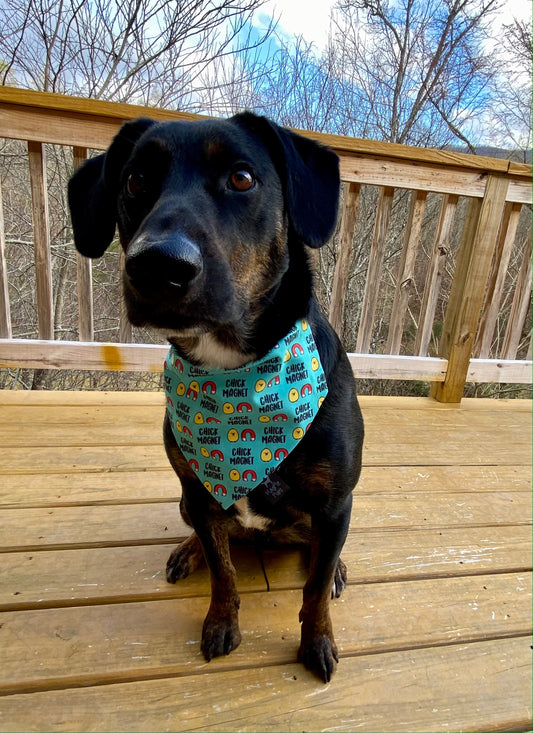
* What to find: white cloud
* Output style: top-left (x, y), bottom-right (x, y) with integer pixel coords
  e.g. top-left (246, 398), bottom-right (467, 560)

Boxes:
top-left (256, 0), bottom-right (532, 51)
top-left (255, 0), bottom-right (336, 49)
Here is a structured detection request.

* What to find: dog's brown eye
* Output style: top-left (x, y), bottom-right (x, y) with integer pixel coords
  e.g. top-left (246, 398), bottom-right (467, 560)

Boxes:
top-left (126, 172), bottom-right (146, 197)
top-left (228, 170), bottom-right (255, 192)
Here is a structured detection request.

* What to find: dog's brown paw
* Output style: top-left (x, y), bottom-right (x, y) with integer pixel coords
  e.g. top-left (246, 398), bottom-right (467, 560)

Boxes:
top-left (298, 635), bottom-right (339, 683)
top-left (201, 612), bottom-right (242, 660)
top-left (166, 534), bottom-right (204, 583)
top-left (331, 557), bottom-right (347, 598)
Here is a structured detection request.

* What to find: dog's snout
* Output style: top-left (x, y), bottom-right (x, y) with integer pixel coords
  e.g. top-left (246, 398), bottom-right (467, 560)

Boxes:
top-left (126, 236), bottom-right (203, 296)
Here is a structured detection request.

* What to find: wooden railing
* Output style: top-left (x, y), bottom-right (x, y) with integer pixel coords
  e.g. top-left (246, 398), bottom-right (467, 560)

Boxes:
top-left (0, 86), bottom-right (531, 402)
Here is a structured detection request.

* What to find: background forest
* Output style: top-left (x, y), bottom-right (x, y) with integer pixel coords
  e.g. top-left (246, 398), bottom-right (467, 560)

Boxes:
top-left (0, 0), bottom-right (531, 395)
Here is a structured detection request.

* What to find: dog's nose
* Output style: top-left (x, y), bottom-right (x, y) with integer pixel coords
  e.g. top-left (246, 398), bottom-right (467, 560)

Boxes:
top-left (125, 236), bottom-right (203, 296)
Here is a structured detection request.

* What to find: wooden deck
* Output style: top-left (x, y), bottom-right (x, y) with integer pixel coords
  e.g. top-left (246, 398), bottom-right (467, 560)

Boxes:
top-left (0, 390), bottom-right (531, 732)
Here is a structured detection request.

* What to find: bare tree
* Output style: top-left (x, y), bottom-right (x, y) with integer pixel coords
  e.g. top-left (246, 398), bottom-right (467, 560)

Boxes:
top-left (328, 0), bottom-right (501, 149)
top-left (0, 0), bottom-right (273, 109)
top-left (490, 10), bottom-right (532, 159)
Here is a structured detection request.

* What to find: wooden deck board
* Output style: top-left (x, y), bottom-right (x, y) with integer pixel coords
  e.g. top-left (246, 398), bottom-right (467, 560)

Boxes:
top-left (0, 391), bottom-right (531, 732)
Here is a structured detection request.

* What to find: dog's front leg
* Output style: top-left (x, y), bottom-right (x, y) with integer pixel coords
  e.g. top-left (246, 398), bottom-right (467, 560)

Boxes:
top-left (298, 494), bottom-right (352, 682)
top-left (194, 519), bottom-right (242, 660)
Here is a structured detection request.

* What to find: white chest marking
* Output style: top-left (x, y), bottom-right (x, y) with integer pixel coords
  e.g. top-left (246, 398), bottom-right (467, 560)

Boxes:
top-left (234, 497), bottom-right (271, 531)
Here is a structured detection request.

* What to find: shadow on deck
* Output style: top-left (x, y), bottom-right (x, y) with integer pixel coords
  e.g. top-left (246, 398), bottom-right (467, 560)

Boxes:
top-left (0, 390), bottom-right (531, 732)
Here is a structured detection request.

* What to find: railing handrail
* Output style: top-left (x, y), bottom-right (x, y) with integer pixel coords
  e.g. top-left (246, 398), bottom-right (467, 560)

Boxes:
top-left (1, 85), bottom-right (531, 177)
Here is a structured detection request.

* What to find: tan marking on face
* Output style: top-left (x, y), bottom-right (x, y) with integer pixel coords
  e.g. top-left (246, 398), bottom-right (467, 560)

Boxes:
top-left (203, 139), bottom-right (225, 158)
top-left (231, 216), bottom-right (288, 306)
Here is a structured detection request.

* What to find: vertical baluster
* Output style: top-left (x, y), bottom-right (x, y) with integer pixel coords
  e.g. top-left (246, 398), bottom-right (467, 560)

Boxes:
top-left (356, 186), bottom-right (394, 354)
top-left (415, 194), bottom-right (458, 357)
top-left (0, 178), bottom-right (12, 338)
top-left (119, 249), bottom-right (132, 344)
top-left (27, 141), bottom-right (54, 340)
top-left (73, 146), bottom-right (95, 342)
top-left (474, 202), bottom-right (522, 358)
top-left (501, 229), bottom-right (532, 360)
top-left (386, 189), bottom-right (427, 355)
top-left (328, 182), bottom-right (361, 338)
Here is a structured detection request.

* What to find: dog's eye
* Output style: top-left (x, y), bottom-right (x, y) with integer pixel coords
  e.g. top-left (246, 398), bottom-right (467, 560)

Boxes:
top-left (126, 172), bottom-right (146, 197)
top-left (228, 169), bottom-right (255, 192)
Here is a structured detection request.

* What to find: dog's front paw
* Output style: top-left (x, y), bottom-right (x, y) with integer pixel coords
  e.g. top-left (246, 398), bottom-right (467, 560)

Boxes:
top-left (298, 634), bottom-right (339, 683)
top-left (166, 533), bottom-right (204, 583)
top-left (202, 610), bottom-right (241, 660)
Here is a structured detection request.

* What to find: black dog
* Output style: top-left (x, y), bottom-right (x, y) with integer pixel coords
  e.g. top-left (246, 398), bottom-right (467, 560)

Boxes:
top-left (68, 112), bottom-right (364, 682)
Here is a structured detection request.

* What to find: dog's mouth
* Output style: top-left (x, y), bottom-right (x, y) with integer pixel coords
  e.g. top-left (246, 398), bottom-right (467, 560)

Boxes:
top-left (122, 270), bottom-right (253, 362)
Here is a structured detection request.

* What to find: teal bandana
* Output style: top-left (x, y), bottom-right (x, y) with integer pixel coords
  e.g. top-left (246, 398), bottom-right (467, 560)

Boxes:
top-left (163, 318), bottom-right (328, 510)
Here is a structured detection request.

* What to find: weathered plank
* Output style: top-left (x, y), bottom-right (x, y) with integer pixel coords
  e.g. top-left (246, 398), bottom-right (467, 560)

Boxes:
top-left (349, 353), bottom-right (447, 380)
top-left (0, 470), bottom-right (179, 507)
top-left (0, 503), bottom-right (191, 552)
top-left (1, 526), bottom-right (530, 610)
top-left (1, 489), bottom-right (530, 553)
top-left (1, 414), bottom-right (530, 448)
top-left (0, 444), bottom-right (170, 473)
top-left (0, 339), bottom-right (168, 371)
top-left (359, 395), bottom-right (533, 411)
top-left (0, 390), bottom-right (165, 405)
top-left (1, 574), bottom-right (529, 694)
top-left (0, 637), bottom-right (530, 733)
top-left (0, 423), bottom-right (162, 446)
top-left (467, 357), bottom-right (533, 384)
top-left (1, 465), bottom-right (529, 509)
top-left (0, 436), bottom-right (529, 474)
top-left (0, 405), bottom-right (163, 428)
top-left (358, 464), bottom-right (532, 493)
top-left (0, 401), bottom-right (528, 431)
top-left (0, 390), bottom-right (529, 412)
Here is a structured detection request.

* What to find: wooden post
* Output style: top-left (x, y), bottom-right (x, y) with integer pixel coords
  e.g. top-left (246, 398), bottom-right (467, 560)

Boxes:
top-left (28, 141), bottom-right (54, 340)
top-left (329, 182), bottom-right (360, 337)
top-left (0, 178), bottom-right (12, 338)
top-left (386, 189), bottom-right (427, 354)
top-left (356, 186), bottom-right (394, 353)
top-left (430, 174), bottom-right (509, 403)
top-left (73, 146), bottom-right (95, 342)
top-left (415, 194), bottom-right (458, 356)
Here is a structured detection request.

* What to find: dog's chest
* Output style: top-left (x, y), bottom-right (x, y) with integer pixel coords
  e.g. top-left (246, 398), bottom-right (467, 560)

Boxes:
top-left (234, 497), bottom-right (272, 531)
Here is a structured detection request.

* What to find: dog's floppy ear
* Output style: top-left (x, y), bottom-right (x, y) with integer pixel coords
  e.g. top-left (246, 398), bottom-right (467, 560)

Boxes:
top-left (233, 112), bottom-right (340, 248)
top-left (68, 117), bottom-right (155, 258)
